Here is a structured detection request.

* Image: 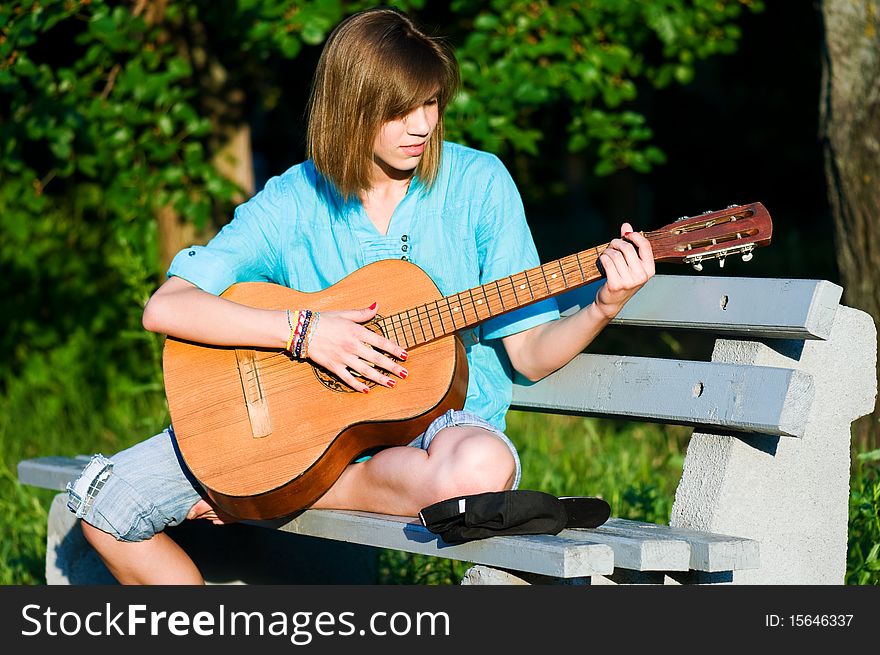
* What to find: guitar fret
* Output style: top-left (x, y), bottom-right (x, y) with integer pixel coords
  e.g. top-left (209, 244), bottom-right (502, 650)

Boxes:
top-left (540, 265), bottom-right (551, 295)
top-left (459, 292), bottom-right (473, 325)
top-left (393, 313), bottom-right (411, 349)
top-left (422, 304), bottom-right (436, 340)
top-left (524, 271), bottom-right (535, 301)
top-left (558, 259), bottom-right (568, 287)
top-left (433, 300), bottom-right (447, 334)
top-left (445, 297), bottom-right (458, 330)
top-left (384, 317), bottom-right (400, 345)
top-left (415, 305), bottom-right (428, 342)
top-left (480, 284), bottom-right (492, 317)
top-left (494, 280), bottom-right (506, 311)
top-left (468, 288), bottom-right (482, 322)
top-left (509, 275), bottom-right (520, 305)
top-left (404, 309), bottom-right (418, 344)
top-left (575, 252), bottom-right (587, 282)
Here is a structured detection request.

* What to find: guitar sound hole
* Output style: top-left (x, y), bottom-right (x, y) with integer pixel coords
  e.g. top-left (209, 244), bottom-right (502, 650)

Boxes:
top-left (312, 317), bottom-right (393, 393)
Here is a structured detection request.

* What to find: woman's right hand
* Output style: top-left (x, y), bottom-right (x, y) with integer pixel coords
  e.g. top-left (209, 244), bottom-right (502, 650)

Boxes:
top-left (305, 302), bottom-right (409, 393)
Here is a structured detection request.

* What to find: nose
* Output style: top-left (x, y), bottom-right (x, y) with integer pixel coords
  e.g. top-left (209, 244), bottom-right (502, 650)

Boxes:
top-left (404, 105), bottom-right (431, 136)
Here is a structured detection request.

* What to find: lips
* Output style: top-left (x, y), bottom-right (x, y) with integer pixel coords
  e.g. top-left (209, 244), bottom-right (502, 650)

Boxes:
top-left (400, 142), bottom-right (426, 157)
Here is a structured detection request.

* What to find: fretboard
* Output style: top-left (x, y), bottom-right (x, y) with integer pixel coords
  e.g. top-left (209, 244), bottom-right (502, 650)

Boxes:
top-left (377, 243), bottom-right (609, 350)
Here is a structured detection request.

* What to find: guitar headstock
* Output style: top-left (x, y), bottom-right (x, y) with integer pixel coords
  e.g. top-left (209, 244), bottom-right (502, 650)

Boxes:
top-left (649, 202), bottom-right (772, 270)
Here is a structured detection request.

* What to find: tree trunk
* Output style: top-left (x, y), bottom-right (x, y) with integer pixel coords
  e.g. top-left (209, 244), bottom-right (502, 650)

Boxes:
top-left (136, 1), bottom-right (255, 273)
top-left (819, 0), bottom-right (880, 448)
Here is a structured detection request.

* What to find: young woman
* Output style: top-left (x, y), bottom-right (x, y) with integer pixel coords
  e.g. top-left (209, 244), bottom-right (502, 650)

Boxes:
top-left (66, 6), bottom-right (654, 584)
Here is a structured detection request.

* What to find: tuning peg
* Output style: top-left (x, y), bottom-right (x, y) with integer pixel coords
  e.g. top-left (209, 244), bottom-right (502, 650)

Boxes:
top-left (742, 252), bottom-right (753, 262)
top-left (692, 261), bottom-right (703, 272)
top-left (719, 256), bottom-right (726, 268)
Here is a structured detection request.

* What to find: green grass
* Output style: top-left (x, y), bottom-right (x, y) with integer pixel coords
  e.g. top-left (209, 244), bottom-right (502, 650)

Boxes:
top-left (2, 378), bottom-right (878, 585)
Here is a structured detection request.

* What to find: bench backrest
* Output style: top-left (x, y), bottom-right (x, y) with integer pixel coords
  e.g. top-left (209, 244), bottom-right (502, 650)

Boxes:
top-left (511, 275), bottom-right (843, 437)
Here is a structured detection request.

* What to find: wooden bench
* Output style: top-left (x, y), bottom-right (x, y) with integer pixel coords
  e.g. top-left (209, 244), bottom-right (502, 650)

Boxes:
top-left (18, 274), bottom-right (878, 585)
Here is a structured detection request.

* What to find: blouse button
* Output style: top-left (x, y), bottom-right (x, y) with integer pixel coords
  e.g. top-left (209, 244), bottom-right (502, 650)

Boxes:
top-left (401, 234), bottom-right (408, 242)
top-left (401, 244), bottom-right (409, 252)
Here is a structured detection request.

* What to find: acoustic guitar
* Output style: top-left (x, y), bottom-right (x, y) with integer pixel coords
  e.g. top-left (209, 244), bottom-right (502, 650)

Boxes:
top-left (163, 202), bottom-right (772, 520)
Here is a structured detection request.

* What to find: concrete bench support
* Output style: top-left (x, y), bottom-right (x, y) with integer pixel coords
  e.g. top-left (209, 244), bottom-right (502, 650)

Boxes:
top-left (671, 305), bottom-right (877, 584)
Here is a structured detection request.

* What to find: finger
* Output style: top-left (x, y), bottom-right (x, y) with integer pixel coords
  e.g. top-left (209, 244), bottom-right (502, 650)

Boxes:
top-left (361, 327), bottom-right (408, 361)
top-left (354, 301), bottom-right (380, 323)
top-left (620, 222), bottom-right (634, 238)
top-left (346, 354), bottom-right (396, 388)
top-left (613, 237), bottom-right (647, 280)
top-left (598, 251), bottom-right (623, 284)
top-left (625, 230), bottom-right (656, 274)
top-left (335, 363), bottom-right (372, 394)
top-left (357, 342), bottom-right (408, 379)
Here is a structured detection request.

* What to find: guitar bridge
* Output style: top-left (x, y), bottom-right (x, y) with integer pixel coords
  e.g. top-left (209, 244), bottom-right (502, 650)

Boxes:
top-left (236, 349), bottom-right (273, 438)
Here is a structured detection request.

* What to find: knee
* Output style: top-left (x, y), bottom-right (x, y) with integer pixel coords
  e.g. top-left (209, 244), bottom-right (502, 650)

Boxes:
top-left (428, 433), bottom-right (516, 502)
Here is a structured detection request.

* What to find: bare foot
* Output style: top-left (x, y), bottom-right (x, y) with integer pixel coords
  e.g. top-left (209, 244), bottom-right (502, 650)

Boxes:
top-left (186, 498), bottom-right (238, 525)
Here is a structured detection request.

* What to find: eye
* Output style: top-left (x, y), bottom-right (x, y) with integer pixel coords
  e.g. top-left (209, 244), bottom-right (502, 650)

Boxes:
top-left (424, 96), bottom-right (439, 106)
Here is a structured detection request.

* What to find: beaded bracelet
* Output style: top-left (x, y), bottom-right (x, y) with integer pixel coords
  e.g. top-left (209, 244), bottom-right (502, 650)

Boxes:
top-left (293, 310), bottom-right (312, 359)
top-left (303, 311), bottom-right (321, 360)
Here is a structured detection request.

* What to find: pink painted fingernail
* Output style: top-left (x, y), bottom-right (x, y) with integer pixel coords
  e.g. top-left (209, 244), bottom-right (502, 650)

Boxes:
top-left (362, 387), bottom-right (370, 394)
top-left (399, 369), bottom-right (408, 379)
top-left (369, 301), bottom-right (378, 311)
top-left (400, 351), bottom-right (408, 361)
top-left (387, 380), bottom-right (396, 388)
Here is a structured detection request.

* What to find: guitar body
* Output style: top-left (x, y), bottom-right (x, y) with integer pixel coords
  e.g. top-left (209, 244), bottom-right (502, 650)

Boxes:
top-left (163, 259), bottom-right (468, 520)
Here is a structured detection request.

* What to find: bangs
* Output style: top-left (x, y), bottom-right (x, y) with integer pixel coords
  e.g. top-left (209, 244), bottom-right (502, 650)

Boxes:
top-left (377, 41), bottom-right (458, 120)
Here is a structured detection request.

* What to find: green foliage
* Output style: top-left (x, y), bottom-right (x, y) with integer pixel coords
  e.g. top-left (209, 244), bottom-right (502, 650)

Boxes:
top-left (445, 0), bottom-right (763, 174)
top-left (846, 450), bottom-right (880, 585)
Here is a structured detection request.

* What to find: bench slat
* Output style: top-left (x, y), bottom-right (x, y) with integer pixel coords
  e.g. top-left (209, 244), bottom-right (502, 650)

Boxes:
top-left (557, 276), bottom-right (841, 340)
top-left (17, 456), bottom-right (90, 491)
top-left (594, 518), bottom-right (760, 572)
top-left (512, 354), bottom-right (813, 437)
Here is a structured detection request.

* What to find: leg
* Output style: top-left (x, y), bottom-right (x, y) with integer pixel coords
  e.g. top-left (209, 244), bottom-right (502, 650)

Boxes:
top-left (80, 521), bottom-right (204, 585)
top-left (67, 429), bottom-right (206, 585)
top-left (313, 417), bottom-right (518, 516)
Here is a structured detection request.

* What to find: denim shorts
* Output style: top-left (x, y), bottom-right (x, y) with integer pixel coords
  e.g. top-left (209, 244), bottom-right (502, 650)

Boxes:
top-left (66, 409), bottom-right (521, 542)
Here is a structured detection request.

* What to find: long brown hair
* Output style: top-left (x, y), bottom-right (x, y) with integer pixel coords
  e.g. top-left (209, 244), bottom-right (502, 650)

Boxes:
top-left (306, 7), bottom-right (459, 200)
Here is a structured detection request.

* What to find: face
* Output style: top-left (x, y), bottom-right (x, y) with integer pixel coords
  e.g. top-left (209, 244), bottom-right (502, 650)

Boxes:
top-left (371, 97), bottom-right (439, 180)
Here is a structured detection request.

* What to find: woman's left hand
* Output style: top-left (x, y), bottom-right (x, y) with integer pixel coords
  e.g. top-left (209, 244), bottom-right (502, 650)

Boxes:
top-left (594, 222), bottom-right (655, 319)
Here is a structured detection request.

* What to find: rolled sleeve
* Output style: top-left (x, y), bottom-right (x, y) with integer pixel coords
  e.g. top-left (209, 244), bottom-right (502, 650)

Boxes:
top-left (167, 246), bottom-right (238, 296)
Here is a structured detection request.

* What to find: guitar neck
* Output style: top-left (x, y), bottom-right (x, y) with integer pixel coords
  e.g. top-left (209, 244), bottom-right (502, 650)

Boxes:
top-left (376, 242), bottom-right (610, 351)
top-left (373, 201), bottom-right (773, 351)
